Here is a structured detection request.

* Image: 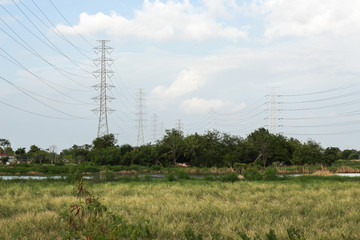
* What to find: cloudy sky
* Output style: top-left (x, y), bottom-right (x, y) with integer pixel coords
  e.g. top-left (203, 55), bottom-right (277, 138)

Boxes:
top-left (1, 0), bottom-right (360, 152)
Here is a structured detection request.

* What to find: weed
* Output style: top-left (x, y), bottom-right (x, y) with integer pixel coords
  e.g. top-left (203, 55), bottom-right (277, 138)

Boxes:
top-left (176, 170), bottom-right (190, 180)
top-left (104, 169), bottom-right (115, 181)
top-left (221, 172), bottom-right (239, 182)
top-left (60, 177), bottom-right (151, 239)
top-left (184, 227), bottom-right (203, 240)
top-left (287, 227), bottom-right (306, 240)
top-left (243, 168), bottom-right (262, 181)
top-left (265, 229), bottom-right (278, 240)
top-left (166, 173), bottom-right (176, 181)
top-left (263, 167), bottom-right (278, 181)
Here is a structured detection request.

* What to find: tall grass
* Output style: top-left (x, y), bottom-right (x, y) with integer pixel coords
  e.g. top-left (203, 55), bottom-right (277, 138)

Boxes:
top-left (0, 179), bottom-right (360, 239)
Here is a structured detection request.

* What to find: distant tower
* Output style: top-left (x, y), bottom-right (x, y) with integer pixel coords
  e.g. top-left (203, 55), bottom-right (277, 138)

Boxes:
top-left (92, 40), bottom-right (115, 137)
top-left (176, 119), bottom-right (183, 132)
top-left (266, 87), bottom-right (282, 134)
top-left (160, 121), bottom-right (165, 137)
top-left (136, 88), bottom-right (146, 146)
top-left (152, 113), bottom-right (158, 143)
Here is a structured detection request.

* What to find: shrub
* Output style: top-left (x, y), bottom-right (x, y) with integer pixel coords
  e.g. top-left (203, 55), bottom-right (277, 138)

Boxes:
top-left (144, 174), bottom-right (152, 182)
top-left (60, 178), bottom-right (151, 239)
top-left (243, 168), bottom-right (262, 181)
top-left (263, 167), bottom-right (278, 181)
top-left (151, 165), bottom-right (161, 171)
top-left (266, 229), bottom-right (278, 240)
top-left (166, 173), bottom-right (176, 181)
top-left (104, 169), bottom-right (115, 181)
top-left (287, 227), bottom-right (306, 240)
top-left (204, 175), bottom-right (216, 181)
top-left (66, 166), bottom-right (83, 183)
top-left (176, 170), bottom-right (190, 180)
top-left (184, 227), bottom-right (203, 240)
top-left (221, 172), bottom-right (239, 182)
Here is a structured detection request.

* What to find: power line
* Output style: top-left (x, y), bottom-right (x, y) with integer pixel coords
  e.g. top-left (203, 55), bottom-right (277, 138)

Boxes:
top-left (47, 0), bottom-right (95, 48)
top-left (0, 48), bottom-right (92, 104)
top-left (0, 75), bottom-right (90, 119)
top-left (0, 99), bottom-right (90, 120)
top-left (8, 0), bottom-right (92, 76)
top-left (0, 21), bottom-right (92, 90)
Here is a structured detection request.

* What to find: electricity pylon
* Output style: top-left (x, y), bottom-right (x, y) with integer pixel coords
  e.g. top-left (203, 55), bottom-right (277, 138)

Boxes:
top-left (177, 119), bottom-right (183, 132)
top-left (265, 87), bottom-right (282, 134)
top-left (152, 113), bottom-right (158, 143)
top-left (136, 88), bottom-right (146, 146)
top-left (92, 40), bottom-right (115, 137)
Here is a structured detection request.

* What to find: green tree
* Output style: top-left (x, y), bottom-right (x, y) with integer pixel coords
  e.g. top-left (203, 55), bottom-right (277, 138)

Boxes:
top-left (291, 140), bottom-right (323, 165)
top-left (0, 139), bottom-right (10, 149)
top-left (15, 147), bottom-right (27, 162)
top-left (158, 129), bottom-right (185, 165)
top-left (92, 134), bottom-right (117, 149)
top-left (322, 147), bottom-right (340, 166)
top-left (340, 149), bottom-right (353, 160)
top-left (247, 128), bottom-right (274, 167)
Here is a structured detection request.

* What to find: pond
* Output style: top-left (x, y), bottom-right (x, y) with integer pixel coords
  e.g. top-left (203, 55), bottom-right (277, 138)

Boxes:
top-left (0, 176), bottom-right (93, 180)
top-left (1, 173), bottom-right (360, 180)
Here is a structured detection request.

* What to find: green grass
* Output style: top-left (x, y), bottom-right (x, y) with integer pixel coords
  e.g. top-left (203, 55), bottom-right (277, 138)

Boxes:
top-left (0, 178), bottom-right (360, 239)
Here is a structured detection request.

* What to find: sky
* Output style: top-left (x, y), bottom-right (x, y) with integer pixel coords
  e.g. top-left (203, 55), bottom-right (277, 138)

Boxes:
top-left (1, 0), bottom-right (360, 152)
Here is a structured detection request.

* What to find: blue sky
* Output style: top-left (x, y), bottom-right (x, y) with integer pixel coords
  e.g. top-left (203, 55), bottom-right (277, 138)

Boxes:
top-left (1, 0), bottom-right (360, 152)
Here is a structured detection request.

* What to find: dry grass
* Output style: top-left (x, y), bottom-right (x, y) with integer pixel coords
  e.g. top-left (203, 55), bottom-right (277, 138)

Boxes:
top-left (1, 180), bottom-right (360, 239)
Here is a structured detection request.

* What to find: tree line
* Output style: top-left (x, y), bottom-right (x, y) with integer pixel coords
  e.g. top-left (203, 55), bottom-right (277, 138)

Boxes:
top-left (2, 128), bottom-right (358, 167)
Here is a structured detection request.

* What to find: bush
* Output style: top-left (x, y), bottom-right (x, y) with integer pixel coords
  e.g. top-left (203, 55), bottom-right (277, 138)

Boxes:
top-left (166, 173), bottom-right (176, 181)
top-left (60, 178), bottom-right (151, 239)
top-left (151, 165), bottom-right (161, 171)
top-left (204, 175), bottom-right (216, 181)
top-left (243, 168), bottom-right (262, 181)
top-left (144, 174), bottom-right (152, 182)
top-left (263, 167), bottom-right (278, 181)
top-left (104, 169), bottom-right (115, 181)
top-left (176, 170), bottom-right (190, 180)
top-left (221, 172), bottom-right (239, 182)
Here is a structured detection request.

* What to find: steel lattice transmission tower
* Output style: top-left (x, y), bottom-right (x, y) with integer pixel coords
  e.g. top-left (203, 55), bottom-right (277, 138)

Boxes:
top-left (152, 113), bottom-right (158, 143)
top-left (92, 40), bottom-right (115, 137)
top-left (136, 88), bottom-right (146, 146)
top-left (176, 119), bottom-right (183, 132)
top-left (265, 87), bottom-right (282, 134)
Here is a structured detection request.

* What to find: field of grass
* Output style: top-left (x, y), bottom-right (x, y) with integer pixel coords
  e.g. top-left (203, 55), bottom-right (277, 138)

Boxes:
top-left (1, 178), bottom-right (360, 239)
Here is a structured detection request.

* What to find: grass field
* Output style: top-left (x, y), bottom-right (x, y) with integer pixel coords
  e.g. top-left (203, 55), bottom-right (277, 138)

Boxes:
top-left (1, 178), bottom-right (360, 239)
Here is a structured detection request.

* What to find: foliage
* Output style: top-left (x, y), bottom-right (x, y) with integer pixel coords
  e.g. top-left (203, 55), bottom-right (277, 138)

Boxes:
top-left (322, 147), bottom-right (340, 166)
top-left (92, 134), bottom-right (117, 149)
top-left (60, 178), bottom-right (151, 239)
top-left (104, 169), bottom-right (115, 181)
top-left (221, 172), bottom-right (239, 182)
top-left (184, 227), bottom-right (203, 240)
top-left (166, 173), bottom-right (176, 181)
top-left (158, 129), bottom-right (185, 165)
top-left (263, 167), bottom-right (278, 181)
top-left (243, 168), bottom-right (262, 181)
top-left (176, 170), bottom-right (190, 180)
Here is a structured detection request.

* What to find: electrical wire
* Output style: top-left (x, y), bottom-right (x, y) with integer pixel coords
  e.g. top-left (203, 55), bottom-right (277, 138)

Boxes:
top-left (0, 48), bottom-right (93, 105)
top-left (8, 0), bottom-right (93, 76)
top-left (0, 99), bottom-right (90, 120)
top-left (0, 21), bottom-right (92, 90)
top-left (0, 75), bottom-right (91, 119)
top-left (22, 0), bottom-right (93, 62)
top-left (47, 0), bottom-right (95, 48)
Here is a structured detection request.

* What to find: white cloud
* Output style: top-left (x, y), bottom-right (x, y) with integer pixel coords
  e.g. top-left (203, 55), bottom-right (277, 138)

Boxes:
top-left (151, 68), bottom-right (206, 99)
top-left (181, 97), bottom-right (238, 114)
top-left (260, 0), bottom-right (360, 39)
top-left (55, 0), bottom-right (247, 42)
